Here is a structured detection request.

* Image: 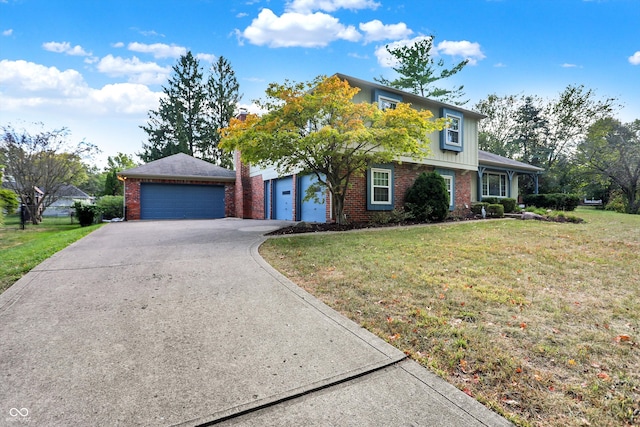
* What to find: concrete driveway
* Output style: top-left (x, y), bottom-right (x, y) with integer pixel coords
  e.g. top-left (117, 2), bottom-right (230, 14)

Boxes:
top-left (0, 219), bottom-right (511, 426)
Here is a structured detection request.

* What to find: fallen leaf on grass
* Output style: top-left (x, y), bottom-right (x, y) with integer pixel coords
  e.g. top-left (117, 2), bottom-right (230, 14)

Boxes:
top-left (614, 334), bottom-right (631, 343)
top-left (568, 359), bottom-right (576, 366)
top-left (462, 387), bottom-right (473, 397)
top-left (597, 372), bottom-right (611, 381)
top-left (520, 322), bottom-right (527, 329)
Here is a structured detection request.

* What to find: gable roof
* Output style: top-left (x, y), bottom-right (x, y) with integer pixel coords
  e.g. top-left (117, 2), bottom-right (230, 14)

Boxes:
top-left (334, 73), bottom-right (486, 120)
top-left (118, 153), bottom-right (236, 182)
top-left (53, 184), bottom-right (91, 198)
top-left (478, 150), bottom-right (544, 173)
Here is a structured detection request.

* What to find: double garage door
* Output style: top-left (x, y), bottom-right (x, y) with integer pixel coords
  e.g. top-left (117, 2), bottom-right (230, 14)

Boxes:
top-left (140, 183), bottom-right (225, 220)
top-left (267, 175), bottom-right (326, 222)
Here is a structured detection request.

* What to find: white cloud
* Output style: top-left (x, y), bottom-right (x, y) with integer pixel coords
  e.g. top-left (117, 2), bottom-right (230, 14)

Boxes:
top-left (236, 12), bottom-right (249, 18)
top-left (112, 42), bottom-right (125, 48)
top-left (561, 63), bottom-right (578, 68)
top-left (2, 29), bottom-right (12, 36)
top-left (96, 55), bottom-right (171, 85)
top-left (241, 8), bottom-right (361, 47)
top-left (494, 62), bottom-right (507, 68)
top-left (629, 51), bottom-right (640, 65)
top-left (42, 41), bottom-right (92, 56)
top-left (196, 53), bottom-right (216, 63)
top-left (287, 0), bottom-right (380, 13)
top-left (127, 42), bottom-right (187, 59)
top-left (0, 59), bottom-right (160, 117)
top-left (436, 40), bottom-right (485, 65)
top-left (359, 20), bottom-right (412, 43)
top-left (0, 59), bottom-right (88, 97)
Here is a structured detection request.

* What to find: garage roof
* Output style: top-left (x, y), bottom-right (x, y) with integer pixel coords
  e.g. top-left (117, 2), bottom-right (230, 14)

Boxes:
top-left (118, 153), bottom-right (236, 182)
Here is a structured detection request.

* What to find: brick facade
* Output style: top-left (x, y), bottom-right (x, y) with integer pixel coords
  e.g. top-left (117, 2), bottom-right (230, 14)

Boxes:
top-left (236, 158), bottom-right (473, 223)
top-left (124, 178), bottom-right (235, 220)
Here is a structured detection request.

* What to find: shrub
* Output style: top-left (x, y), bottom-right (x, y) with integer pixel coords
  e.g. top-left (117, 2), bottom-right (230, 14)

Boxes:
top-left (481, 197), bottom-right (499, 205)
top-left (487, 204), bottom-right (504, 218)
top-left (0, 188), bottom-right (19, 215)
top-left (448, 206), bottom-right (472, 221)
top-left (405, 172), bottom-right (449, 222)
top-left (73, 201), bottom-right (98, 226)
top-left (371, 208), bottom-right (413, 225)
top-left (605, 192), bottom-right (627, 213)
top-left (522, 193), bottom-right (580, 211)
top-left (96, 195), bottom-right (124, 220)
top-left (471, 202), bottom-right (489, 216)
top-left (500, 198), bottom-right (517, 213)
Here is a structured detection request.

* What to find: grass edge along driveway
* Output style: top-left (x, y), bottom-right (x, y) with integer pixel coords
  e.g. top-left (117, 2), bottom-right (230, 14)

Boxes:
top-left (0, 216), bottom-right (103, 294)
top-left (260, 209), bottom-right (640, 427)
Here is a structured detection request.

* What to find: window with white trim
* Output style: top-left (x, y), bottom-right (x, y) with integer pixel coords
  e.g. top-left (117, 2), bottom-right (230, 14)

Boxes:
top-left (371, 168), bottom-right (391, 204)
top-left (442, 175), bottom-right (453, 207)
top-left (482, 172), bottom-right (507, 197)
top-left (446, 113), bottom-right (461, 146)
top-left (378, 96), bottom-right (399, 111)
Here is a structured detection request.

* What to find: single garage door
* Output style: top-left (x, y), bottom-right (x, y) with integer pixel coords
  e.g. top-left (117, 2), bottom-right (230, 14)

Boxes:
top-left (140, 183), bottom-right (225, 220)
top-left (273, 177), bottom-right (293, 220)
top-left (298, 174), bottom-right (326, 222)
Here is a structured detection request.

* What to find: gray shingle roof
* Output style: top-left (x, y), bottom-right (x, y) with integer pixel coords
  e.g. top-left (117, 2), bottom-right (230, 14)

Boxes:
top-left (478, 150), bottom-right (544, 172)
top-left (53, 184), bottom-right (91, 198)
top-left (118, 153), bottom-right (236, 182)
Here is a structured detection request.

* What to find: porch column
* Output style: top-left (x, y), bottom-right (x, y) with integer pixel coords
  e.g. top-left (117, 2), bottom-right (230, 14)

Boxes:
top-left (477, 167), bottom-right (486, 201)
top-left (506, 170), bottom-right (515, 198)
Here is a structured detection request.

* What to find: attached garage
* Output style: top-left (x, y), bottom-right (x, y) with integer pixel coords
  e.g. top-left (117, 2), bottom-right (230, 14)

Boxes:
top-left (118, 153), bottom-right (235, 221)
top-left (297, 174), bottom-right (327, 222)
top-left (273, 176), bottom-right (293, 220)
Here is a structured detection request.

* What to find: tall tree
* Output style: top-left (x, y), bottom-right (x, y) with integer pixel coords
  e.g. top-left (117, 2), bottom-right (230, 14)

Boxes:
top-left (1, 125), bottom-right (97, 224)
top-left (374, 36), bottom-right (469, 105)
top-left (103, 153), bottom-right (137, 196)
top-left (220, 75), bottom-right (446, 224)
top-left (475, 94), bottom-right (520, 158)
top-left (203, 56), bottom-right (241, 168)
top-left (577, 118), bottom-right (640, 214)
top-left (140, 51), bottom-right (207, 162)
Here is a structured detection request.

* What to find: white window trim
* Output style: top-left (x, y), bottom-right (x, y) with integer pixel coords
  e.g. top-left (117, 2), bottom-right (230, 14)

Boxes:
top-left (442, 175), bottom-right (454, 207)
top-left (370, 168), bottom-right (392, 205)
top-left (446, 113), bottom-right (462, 146)
top-left (378, 95), bottom-right (400, 111)
top-left (482, 172), bottom-right (507, 198)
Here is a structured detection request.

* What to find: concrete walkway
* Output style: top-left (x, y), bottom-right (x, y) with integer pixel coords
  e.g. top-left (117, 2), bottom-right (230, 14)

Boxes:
top-left (0, 219), bottom-right (512, 426)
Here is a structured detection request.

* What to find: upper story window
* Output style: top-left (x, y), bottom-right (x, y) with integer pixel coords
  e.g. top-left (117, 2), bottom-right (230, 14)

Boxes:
top-left (446, 114), bottom-right (461, 146)
top-left (440, 108), bottom-right (464, 153)
top-left (378, 96), bottom-right (399, 111)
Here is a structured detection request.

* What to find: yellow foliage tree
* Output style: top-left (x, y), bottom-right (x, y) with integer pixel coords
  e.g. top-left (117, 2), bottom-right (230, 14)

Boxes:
top-left (221, 75), bottom-right (446, 224)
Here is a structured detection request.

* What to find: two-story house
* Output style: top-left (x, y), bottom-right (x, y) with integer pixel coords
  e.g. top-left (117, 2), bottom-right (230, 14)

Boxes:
top-left (233, 73), bottom-right (542, 223)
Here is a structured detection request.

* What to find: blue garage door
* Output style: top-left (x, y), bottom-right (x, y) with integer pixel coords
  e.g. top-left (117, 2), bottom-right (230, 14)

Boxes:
top-left (273, 177), bottom-right (293, 220)
top-left (140, 183), bottom-right (225, 219)
top-left (298, 174), bottom-right (326, 222)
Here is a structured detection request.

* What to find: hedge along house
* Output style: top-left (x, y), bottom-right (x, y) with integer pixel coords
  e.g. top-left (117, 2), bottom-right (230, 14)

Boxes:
top-left (118, 153), bottom-right (235, 220)
top-left (235, 73), bottom-right (527, 223)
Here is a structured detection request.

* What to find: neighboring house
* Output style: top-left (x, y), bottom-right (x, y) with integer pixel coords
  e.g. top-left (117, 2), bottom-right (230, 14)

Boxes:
top-left (118, 153), bottom-right (236, 220)
top-left (43, 184), bottom-right (93, 217)
top-left (234, 73), bottom-right (542, 223)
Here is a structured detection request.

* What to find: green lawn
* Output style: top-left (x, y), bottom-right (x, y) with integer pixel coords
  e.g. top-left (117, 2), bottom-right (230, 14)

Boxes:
top-left (0, 215), bottom-right (103, 294)
top-left (260, 208), bottom-right (640, 427)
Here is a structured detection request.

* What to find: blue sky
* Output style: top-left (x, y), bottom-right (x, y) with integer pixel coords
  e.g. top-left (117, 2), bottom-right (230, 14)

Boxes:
top-left (1, 0), bottom-right (639, 167)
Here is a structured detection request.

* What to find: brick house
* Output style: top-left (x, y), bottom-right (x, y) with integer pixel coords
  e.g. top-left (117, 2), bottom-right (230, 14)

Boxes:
top-left (234, 73), bottom-right (542, 223)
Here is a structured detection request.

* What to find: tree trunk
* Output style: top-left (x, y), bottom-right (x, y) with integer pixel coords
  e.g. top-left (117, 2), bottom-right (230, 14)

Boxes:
top-left (332, 191), bottom-right (347, 225)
